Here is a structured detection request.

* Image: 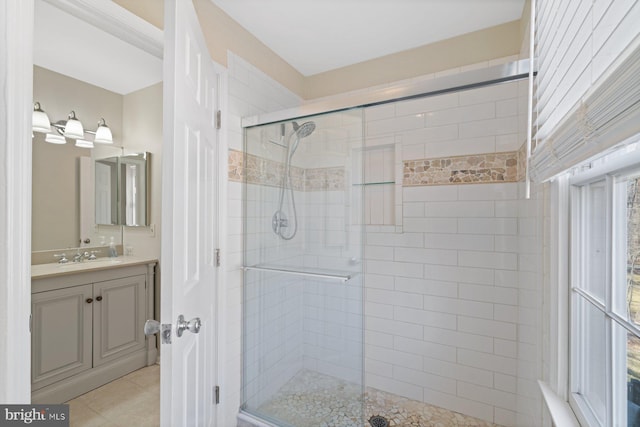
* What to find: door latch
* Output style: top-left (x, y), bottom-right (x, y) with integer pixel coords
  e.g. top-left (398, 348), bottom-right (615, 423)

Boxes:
top-left (144, 319), bottom-right (172, 344)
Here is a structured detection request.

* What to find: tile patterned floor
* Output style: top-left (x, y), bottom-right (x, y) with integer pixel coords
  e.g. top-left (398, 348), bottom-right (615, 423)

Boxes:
top-left (67, 366), bottom-right (501, 427)
top-left (256, 370), bottom-right (502, 427)
top-left (66, 364), bottom-right (160, 427)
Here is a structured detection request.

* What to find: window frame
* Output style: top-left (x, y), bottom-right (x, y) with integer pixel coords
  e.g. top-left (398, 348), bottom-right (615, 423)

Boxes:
top-left (568, 149), bottom-right (640, 427)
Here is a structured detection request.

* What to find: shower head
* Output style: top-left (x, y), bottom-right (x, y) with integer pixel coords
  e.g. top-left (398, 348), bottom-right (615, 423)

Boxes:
top-left (292, 121), bottom-right (316, 139)
top-left (288, 121), bottom-right (316, 158)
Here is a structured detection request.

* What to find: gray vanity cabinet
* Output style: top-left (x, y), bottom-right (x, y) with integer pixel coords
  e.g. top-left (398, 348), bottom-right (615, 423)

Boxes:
top-left (31, 262), bottom-right (157, 404)
top-left (31, 284), bottom-right (93, 390)
top-left (92, 275), bottom-right (146, 367)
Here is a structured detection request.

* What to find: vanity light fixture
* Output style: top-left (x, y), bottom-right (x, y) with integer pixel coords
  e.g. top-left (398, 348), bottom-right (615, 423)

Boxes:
top-left (45, 133), bottom-right (66, 144)
top-left (32, 102), bottom-right (51, 133)
top-left (32, 102), bottom-right (115, 146)
top-left (63, 111), bottom-right (84, 139)
top-left (93, 118), bottom-right (113, 144)
top-left (75, 139), bottom-right (94, 148)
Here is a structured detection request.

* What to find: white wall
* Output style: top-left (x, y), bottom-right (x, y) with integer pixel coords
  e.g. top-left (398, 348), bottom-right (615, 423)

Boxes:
top-left (242, 182), bottom-right (306, 409)
top-left (516, 181), bottom-right (543, 427)
top-left (361, 79), bottom-right (532, 426)
top-left (364, 183), bottom-right (522, 425)
top-left (240, 110), bottom-right (366, 412)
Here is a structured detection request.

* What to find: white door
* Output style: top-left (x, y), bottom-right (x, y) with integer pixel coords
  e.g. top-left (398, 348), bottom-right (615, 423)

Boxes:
top-left (161, 0), bottom-right (219, 425)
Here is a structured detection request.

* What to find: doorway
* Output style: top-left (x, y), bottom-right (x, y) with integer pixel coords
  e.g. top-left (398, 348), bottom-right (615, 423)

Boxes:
top-left (30, 0), bottom-right (163, 422)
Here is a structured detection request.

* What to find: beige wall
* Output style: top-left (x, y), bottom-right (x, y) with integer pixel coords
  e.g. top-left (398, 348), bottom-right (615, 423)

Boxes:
top-left (121, 83), bottom-right (163, 259)
top-left (32, 66), bottom-right (161, 260)
top-left (113, 0), bottom-right (524, 100)
top-left (32, 66), bottom-right (123, 251)
top-left (112, 0), bottom-right (306, 97)
top-left (304, 21), bottom-right (522, 99)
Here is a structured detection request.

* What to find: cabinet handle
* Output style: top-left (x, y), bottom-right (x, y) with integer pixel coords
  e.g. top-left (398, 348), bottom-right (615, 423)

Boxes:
top-left (96, 296), bottom-right (103, 302)
top-left (86, 298), bottom-right (93, 304)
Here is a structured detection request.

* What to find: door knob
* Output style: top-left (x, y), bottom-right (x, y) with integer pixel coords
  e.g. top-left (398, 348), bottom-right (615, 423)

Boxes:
top-left (144, 319), bottom-right (161, 335)
top-left (144, 319), bottom-right (172, 344)
top-left (176, 315), bottom-right (201, 337)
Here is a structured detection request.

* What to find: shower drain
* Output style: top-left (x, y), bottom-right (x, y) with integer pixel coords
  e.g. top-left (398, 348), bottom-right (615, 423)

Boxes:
top-left (369, 415), bottom-right (390, 427)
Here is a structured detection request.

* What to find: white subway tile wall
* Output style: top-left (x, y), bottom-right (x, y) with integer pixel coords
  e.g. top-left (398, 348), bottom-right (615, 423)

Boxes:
top-left (515, 182), bottom-right (543, 426)
top-left (241, 108), bottom-right (366, 420)
top-left (359, 79), bottom-right (532, 426)
top-left (365, 182), bottom-right (521, 425)
top-left (223, 53), bottom-right (303, 426)
top-left (242, 182), bottom-right (308, 409)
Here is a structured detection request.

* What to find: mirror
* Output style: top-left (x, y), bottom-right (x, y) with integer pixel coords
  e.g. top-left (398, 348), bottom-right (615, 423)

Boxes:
top-left (32, 131), bottom-right (123, 251)
top-left (95, 152), bottom-right (150, 227)
top-left (95, 156), bottom-right (119, 225)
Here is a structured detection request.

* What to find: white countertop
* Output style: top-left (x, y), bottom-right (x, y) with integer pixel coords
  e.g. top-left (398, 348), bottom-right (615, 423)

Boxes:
top-left (31, 256), bottom-right (158, 280)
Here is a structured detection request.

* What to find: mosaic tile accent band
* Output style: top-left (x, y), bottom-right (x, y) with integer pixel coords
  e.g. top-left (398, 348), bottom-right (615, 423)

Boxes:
top-left (230, 147), bottom-right (527, 189)
top-left (517, 142), bottom-right (527, 182)
top-left (403, 151), bottom-right (520, 186)
top-left (228, 149), bottom-right (345, 191)
top-left (229, 149), bottom-right (305, 190)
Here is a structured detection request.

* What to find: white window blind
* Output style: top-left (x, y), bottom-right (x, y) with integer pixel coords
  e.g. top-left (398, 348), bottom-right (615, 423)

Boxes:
top-left (531, 0), bottom-right (640, 182)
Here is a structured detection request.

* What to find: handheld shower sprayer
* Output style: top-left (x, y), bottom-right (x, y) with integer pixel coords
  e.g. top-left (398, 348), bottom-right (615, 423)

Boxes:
top-left (272, 120), bottom-right (316, 240)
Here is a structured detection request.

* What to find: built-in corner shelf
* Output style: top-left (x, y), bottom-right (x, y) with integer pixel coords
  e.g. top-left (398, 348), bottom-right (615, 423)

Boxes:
top-left (243, 264), bottom-right (355, 282)
top-left (352, 181), bottom-right (396, 186)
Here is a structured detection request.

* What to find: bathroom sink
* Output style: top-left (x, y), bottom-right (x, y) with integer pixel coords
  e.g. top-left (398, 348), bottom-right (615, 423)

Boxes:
top-left (88, 258), bottom-right (124, 265)
top-left (59, 258), bottom-right (124, 268)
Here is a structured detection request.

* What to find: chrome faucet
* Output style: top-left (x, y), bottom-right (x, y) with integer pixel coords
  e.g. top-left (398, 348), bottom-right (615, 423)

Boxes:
top-left (54, 253), bottom-right (69, 264)
top-left (72, 249), bottom-right (97, 262)
top-left (72, 249), bottom-right (84, 263)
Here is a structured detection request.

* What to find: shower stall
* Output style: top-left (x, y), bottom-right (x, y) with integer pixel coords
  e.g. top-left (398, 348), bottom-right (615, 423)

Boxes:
top-left (242, 109), bottom-right (366, 426)
top-left (240, 60), bottom-right (540, 427)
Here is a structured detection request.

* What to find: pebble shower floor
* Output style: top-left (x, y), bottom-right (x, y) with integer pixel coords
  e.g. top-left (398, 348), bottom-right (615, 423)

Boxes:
top-left (256, 370), bottom-right (503, 427)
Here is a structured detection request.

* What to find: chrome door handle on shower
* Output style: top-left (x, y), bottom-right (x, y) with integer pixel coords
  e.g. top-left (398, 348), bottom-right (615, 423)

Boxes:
top-left (176, 315), bottom-right (201, 337)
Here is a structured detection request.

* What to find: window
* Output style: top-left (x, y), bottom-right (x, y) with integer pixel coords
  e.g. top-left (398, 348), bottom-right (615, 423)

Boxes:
top-left (570, 155), bottom-right (640, 427)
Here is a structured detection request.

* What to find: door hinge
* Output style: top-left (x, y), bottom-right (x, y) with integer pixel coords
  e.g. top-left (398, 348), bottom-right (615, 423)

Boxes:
top-left (214, 385), bottom-right (220, 404)
top-left (215, 110), bottom-right (222, 130)
top-left (29, 314), bottom-right (32, 333)
top-left (215, 248), bottom-right (221, 267)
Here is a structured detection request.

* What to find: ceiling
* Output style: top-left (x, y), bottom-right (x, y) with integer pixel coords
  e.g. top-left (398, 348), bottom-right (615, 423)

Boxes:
top-left (34, 0), bottom-right (162, 95)
top-left (33, 0), bottom-right (526, 94)
top-left (211, 0), bottom-right (527, 76)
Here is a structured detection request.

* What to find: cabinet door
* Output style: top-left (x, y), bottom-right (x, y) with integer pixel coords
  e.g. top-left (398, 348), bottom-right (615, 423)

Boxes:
top-left (93, 275), bottom-right (146, 366)
top-left (31, 284), bottom-right (93, 390)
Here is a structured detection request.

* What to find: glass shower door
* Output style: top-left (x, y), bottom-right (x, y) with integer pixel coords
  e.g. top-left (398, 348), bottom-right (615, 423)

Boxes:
top-left (242, 109), bottom-right (364, 427)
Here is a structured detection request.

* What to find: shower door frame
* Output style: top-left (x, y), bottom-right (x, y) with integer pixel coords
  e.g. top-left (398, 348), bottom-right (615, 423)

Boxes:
top-left (238, 58), bottom-right (533, 427)
top-left (241, 59), bottom-right (532, 129)
top-left (240, 108), bottom-right (367, 426)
